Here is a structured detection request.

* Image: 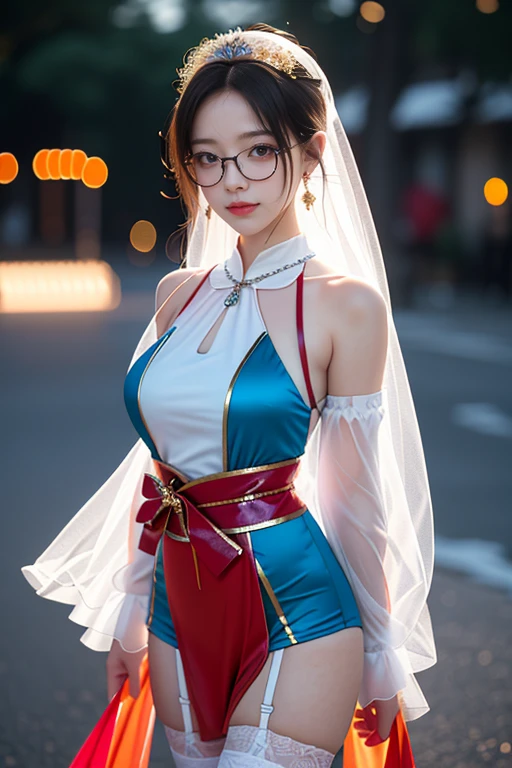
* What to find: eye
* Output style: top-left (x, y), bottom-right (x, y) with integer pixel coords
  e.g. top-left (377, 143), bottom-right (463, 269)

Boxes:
top-left (194, 152), bottom-right (219, 166)
top-left (249, 144), bottom-right (277, 159)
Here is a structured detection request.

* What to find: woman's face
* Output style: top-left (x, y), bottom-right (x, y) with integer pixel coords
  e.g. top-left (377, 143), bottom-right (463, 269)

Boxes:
top-left (188, 89), bottom-right (305, 237)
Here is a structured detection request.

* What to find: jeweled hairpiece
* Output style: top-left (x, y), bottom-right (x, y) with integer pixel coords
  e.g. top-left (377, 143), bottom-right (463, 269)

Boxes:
top-left (176, 28), bottom-right (300, 94)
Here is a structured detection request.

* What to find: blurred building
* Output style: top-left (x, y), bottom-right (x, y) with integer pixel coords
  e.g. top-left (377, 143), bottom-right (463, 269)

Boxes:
top-left (336, 76), bottom-right (512, 290)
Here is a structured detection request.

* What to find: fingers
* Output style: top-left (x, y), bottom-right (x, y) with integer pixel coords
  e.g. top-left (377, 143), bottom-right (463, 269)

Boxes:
top-left (365, 730), bottom-right (386, 747)
top-left (106, 643), bottom-right (145, 702)
top-left (354, 704), bottom-right (388, 745)
top-left (106, 662), bottom-right (128, 701)
top-left (125, 654), bottom-right (142, 699)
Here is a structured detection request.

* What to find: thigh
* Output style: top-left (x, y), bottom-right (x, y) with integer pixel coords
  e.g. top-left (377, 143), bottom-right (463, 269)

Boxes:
top-left (229, 626), bottom-right (364, 756)
top-left (148, 632), bottom-right (201, 731)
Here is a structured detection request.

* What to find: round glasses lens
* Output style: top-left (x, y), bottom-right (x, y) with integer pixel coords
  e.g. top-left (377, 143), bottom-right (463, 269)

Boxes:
top-left (188, 153), bottom-right (223, 186)
top-left (238, 146), bottom-right (278, 180)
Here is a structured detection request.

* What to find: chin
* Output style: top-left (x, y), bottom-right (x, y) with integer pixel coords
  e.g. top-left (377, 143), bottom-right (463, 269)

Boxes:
top-left (233, 221), bottom-right (271, 236)
top-left (215, 213), bottom-right (274, 237)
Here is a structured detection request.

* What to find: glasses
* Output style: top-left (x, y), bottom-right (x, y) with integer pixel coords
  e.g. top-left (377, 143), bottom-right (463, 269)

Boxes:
top-left (183, 142), bottom-right (301, 188)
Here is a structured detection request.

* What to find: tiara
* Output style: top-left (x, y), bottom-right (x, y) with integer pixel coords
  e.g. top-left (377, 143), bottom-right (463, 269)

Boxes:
top-left (175, 28), bottom-right (300, 94)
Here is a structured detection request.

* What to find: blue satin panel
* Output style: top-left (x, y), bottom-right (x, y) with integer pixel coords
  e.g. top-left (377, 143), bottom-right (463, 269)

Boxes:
top-left (148, 510), bottom-right (363, 649)
top-left (251, 512), bottom-right (362, 648)
top-left (123, 327), bottom-right (176, 461)
top-left (226, 333), bottom-right (311, 470)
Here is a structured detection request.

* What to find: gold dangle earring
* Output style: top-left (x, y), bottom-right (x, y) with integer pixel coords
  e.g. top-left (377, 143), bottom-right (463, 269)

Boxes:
top-left (205, 204), bottom-right (212, 220)
top-left (302, 173), bottom-right (316, 210)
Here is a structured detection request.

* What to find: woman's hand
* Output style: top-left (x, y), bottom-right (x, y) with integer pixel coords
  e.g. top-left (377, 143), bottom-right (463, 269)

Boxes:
top-left (353, 695), bottom-right (400, 746)
top-left (106, 639), bottom-right (148, 701)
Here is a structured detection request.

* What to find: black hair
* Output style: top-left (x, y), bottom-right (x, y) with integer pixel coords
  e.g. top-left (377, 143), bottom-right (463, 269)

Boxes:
top-left (162, 25), bottom-right (327, 235)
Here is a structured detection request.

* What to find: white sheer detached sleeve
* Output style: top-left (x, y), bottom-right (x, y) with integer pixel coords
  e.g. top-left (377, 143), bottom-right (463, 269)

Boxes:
top-left (298, 388), bottom-right (436, 722)
top-left (22, 438), bottom-right (155, 653)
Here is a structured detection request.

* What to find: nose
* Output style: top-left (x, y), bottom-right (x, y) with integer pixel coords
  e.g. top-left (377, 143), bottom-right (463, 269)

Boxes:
top-left (222, 158), bottom-right (248, 192)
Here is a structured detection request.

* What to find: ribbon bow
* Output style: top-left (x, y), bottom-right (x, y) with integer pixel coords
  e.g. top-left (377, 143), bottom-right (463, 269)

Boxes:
top-left (136, 473), bottom-right (243, 579)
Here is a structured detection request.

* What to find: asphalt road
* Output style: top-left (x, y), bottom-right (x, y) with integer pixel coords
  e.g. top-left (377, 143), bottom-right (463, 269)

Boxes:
top-left (1, 261), bottom-right (511, 767)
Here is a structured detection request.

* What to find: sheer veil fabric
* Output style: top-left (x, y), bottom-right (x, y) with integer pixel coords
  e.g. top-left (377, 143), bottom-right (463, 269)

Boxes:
top-left (21, 28), bottom-right (436, 725)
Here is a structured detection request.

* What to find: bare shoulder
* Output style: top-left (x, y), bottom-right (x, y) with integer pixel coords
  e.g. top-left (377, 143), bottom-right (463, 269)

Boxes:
top-left (323, 274), bottom-right (388, 326)
top-left (155, 266), bottom-right (207, 312)
top-left (306, 256), bottom-right (387, 326)
top-left (154, 265), bottom-right (210, 337)
top-left (319, 273), bottom-right (389, 396)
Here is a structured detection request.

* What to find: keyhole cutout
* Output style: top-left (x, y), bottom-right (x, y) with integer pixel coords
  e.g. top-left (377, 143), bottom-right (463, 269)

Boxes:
top-left (196, 307), bottom-right (229, 354)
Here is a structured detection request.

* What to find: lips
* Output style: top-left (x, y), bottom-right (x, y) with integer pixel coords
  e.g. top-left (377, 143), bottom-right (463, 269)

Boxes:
top-left (226, 202), bottom-right (259, 216)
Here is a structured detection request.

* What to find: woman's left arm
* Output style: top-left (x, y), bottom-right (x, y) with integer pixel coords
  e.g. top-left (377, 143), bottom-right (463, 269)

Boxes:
top-left (318, 276), bottom-right (400, 742)
top-left (326, 275), bottom-right (388, 398)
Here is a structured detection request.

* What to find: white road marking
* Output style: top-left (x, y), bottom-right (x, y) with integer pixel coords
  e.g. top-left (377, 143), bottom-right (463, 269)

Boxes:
top-left (452, 403), bottom-right (512, 438)
top-left (396, 324), bottom-right (512, 365)
top-left (435, 536), bottom-right (512, 597)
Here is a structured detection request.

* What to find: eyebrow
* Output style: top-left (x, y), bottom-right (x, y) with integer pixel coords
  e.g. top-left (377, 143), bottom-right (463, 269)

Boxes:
top-left (190, 129), bottom-right (274, 147)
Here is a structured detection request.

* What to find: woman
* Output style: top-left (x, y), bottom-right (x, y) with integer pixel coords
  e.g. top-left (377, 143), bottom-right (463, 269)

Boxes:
top-left (22, 24), bottom-right (436, 768)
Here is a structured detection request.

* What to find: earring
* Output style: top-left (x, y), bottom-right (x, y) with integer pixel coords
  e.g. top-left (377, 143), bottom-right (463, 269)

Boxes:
top-left (302, 174), bottom-right (316, 210)
top-left (205, 204), bottom-right (211, 220)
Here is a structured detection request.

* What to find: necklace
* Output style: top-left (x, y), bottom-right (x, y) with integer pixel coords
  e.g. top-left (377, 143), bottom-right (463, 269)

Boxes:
top-left (223, 251), bottom-right (316, 307)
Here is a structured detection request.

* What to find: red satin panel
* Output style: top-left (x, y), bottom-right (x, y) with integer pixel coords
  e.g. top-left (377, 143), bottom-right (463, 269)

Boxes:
top-left (296, 269), bottom-right (317, 410)
top-left (162, 526), bottom-right (269, 741)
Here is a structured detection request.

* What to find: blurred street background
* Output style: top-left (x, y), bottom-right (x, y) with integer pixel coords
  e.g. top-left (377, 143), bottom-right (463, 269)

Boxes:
top-left (1, 1), bottom-right (511, 767)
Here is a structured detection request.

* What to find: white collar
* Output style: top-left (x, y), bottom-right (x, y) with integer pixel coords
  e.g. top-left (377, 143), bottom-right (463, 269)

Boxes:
top-left (209, 233), bottom-right (314, 291)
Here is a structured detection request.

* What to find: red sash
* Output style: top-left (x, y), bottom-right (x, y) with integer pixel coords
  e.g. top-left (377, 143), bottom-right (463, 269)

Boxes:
top-left (136, 457), bottom-right (306, 741)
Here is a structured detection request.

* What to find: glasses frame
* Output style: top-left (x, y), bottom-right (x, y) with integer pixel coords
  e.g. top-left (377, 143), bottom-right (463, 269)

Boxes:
top-left (183, 141), bottom-right (304, 188)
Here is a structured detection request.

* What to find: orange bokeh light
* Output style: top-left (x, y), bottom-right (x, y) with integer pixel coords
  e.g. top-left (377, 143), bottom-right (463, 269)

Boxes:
top-left (130, 220), bottom-right (157, 253)
top-left (47, 149), bottom-right (61, 180)
top-left (0, 260), bottom-right (121, 314)
top-left (476, 0), bottom-right (499, 13)
top-left (0, 153), bottom-right (19, 184)
top-left (484, 177), bottom-right (508, 206)
top-left (82, 156), bottom-right (108, 188)
top-left (33, 149), bottom-right (50, 180)
top-left (59, 149), bottom-right (72, 180)
top-left (71, 149), bottom-right (88, 180)
top-left (360, 1), bottom-right (385, 23)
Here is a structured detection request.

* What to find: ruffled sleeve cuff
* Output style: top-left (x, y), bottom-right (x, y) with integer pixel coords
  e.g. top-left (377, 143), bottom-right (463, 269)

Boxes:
top-left (71, 590), bottom-right (151, 653)
top-left (23, 546), bottom-right (155, 653)
top-left (360, 644), bottom-right (434, 722)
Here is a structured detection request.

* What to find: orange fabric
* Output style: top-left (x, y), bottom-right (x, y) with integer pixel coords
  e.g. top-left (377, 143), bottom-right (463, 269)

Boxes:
top-left (343, 705), bottom-right (415, 768)
top-left (105, 654), bottom-right (156, 768)
top-left (69, 655), bottom-right (155, 768)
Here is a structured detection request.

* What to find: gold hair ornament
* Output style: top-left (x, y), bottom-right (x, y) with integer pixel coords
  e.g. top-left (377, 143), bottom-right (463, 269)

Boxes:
top-left (176, 28), bottom-right (300, 95)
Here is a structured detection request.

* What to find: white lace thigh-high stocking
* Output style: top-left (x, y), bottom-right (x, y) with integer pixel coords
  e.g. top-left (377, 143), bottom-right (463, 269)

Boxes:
top-left (164, 649), bottom-right (226, 768)
top-left (217, 649), bottom-right (336, 768)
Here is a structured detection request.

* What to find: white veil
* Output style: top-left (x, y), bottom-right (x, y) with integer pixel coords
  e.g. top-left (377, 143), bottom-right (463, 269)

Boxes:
top-left (22, 27), bottom-right (436, 725)
top-left (180, 29), bottom-right (437, 722)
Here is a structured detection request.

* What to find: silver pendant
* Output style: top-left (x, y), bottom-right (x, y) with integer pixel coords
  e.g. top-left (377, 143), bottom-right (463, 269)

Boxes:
top-left (224, 284), bottom-right (241, 307)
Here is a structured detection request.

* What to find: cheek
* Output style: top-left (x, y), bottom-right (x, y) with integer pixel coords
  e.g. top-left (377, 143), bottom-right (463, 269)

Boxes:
top-left (201, 185), bottom-right (225, 212)
top-left (259, 166), bottom-right (292, 205)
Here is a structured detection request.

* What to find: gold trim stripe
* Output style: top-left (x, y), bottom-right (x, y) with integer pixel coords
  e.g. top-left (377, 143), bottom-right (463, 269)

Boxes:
top-left (247, 533), bottom-right (298, 645)
top-left (163, 505), bottom-right (306, 541)
top-left (146, 538), bottom-right (161, 628)
top-left (165, 530), bottom-right (189, 542)
top-left (222, 331), bottom-right (267, 472)
top-left (137, 330), bottom-right (175, 455)
top-left (197, 483), bottom-right (295, 508)
top-left (175, 455), bottom-right (303, 492)
top-left (223, 505), bottom-right (306, 534)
